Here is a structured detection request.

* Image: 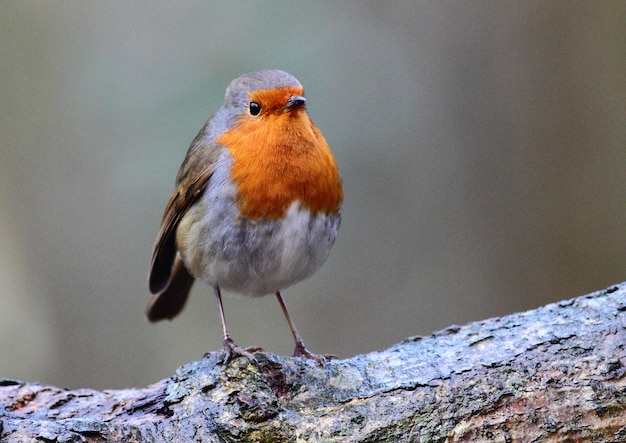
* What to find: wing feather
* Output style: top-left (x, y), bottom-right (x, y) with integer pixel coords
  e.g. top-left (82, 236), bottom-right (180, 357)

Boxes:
top-left (148, 119), bottom-right (222, 295)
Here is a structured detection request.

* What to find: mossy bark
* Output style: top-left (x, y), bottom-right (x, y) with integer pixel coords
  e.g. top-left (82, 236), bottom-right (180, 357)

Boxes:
top-left (2, 284), bottom-right (626, 442)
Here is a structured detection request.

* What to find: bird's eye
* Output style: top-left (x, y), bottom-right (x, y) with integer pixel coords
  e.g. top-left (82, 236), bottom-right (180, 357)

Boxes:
top-left (249, 102), bottom-right (261, 116)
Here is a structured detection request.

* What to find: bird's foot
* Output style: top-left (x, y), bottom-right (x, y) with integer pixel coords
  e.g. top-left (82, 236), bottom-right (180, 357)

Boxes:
top-left (293, 342), bottom-right (336, 365)
top-left (222, 337), bottom-right (264, 363)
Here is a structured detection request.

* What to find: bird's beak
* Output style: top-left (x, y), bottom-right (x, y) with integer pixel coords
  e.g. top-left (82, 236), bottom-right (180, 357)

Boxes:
top-left (284, 96), bottom-right (306, 110)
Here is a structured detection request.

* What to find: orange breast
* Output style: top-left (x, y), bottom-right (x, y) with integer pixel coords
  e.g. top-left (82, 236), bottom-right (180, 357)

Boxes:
top-left (216, 106), bottom-right (342, 220)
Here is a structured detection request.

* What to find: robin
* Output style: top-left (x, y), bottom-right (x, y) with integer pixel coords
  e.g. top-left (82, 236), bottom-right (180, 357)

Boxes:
top-left (147, 70), bottom-right (343, 363)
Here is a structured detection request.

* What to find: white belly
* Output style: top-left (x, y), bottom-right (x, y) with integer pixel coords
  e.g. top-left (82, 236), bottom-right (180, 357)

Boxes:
top-left (178, 199), bottom-right (340, 296)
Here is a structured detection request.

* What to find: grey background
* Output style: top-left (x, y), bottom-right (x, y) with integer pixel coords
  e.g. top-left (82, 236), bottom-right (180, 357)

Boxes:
top-left (1, 2), bottom-right (625, 390)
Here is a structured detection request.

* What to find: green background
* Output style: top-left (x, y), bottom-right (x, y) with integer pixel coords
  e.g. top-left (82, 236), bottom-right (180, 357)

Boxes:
top-left (1, 1), bottom-right (625, 389)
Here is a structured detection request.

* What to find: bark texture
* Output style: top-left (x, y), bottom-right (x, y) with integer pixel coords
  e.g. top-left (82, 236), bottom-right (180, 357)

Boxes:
top-left (1, 284), bottom-right (626, 442)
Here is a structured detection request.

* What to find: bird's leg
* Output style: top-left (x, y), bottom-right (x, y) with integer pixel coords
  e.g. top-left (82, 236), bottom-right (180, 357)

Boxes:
top-left (275, 291), bottom-right (336, 364)
top-left (214, 286), bottom-right (262, 362)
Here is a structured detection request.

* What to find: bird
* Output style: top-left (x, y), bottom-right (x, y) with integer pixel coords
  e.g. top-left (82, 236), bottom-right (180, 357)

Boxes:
top-left (146, 70), bottom-right (343, 363)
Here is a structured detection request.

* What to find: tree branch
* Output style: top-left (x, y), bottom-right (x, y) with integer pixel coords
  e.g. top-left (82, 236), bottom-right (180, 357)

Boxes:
top-left (2, 284), bottom-right (626, 442)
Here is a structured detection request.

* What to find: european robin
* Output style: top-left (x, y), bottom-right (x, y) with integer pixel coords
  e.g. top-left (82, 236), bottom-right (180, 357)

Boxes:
top-left (147, 70), bottom-right (343, 362)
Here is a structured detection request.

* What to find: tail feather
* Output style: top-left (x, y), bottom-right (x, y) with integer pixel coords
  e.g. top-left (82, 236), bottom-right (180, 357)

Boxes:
top-left (146, 256), bottom-right (195, 322)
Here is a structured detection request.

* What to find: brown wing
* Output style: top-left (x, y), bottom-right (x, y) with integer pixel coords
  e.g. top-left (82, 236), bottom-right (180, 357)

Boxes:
top-left (147, 161), bottom-right (214, 294)
top-left (147, 120), bottom-right (222, 320)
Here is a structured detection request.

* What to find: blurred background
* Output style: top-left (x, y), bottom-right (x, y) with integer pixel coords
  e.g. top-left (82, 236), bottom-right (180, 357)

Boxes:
top-left (1, 2), bottom-right (625, 390)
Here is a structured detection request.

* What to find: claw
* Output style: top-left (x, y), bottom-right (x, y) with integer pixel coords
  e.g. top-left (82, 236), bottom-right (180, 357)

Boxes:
top-left (222, 337), bottom-right (263, 363)
top-left (293, 342), bottom-right (336, 365)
